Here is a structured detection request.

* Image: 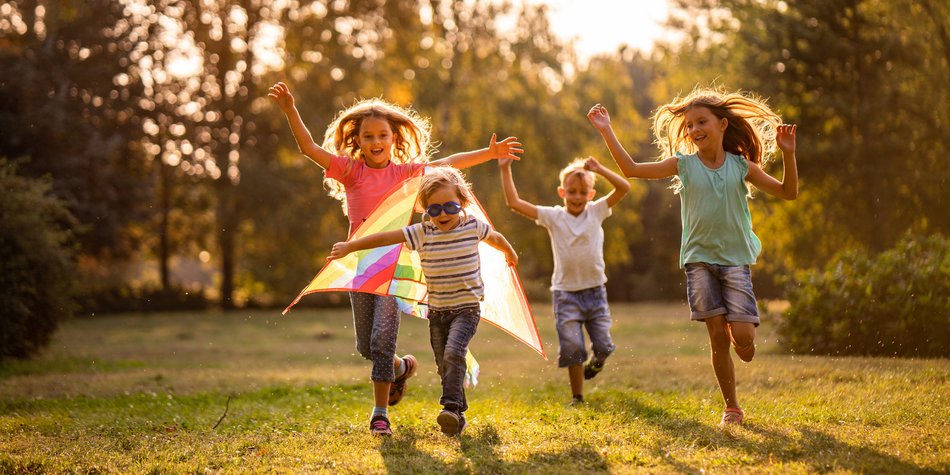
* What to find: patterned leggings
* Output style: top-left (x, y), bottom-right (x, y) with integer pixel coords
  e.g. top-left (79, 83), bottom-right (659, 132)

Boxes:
top-left (349, 292), bottom-right (400, 382)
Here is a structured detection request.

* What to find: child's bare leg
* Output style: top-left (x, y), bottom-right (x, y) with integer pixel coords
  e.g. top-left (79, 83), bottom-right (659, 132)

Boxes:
top-left (569, 364), bottom-right (584, 398)
top-left (727, 322), bottom-right (756, 362)
top-left (705, 315), bottom-right (739, 409)
top-left (373, 381), bottom-right (390, 408)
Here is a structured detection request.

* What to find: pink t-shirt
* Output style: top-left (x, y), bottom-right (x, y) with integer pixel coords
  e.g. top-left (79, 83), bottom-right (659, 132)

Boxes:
top-left (325, 155), bottom-right (424, 236)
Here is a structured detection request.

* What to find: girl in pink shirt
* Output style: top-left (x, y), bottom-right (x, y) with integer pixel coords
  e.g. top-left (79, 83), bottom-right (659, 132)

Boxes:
top-left (268, 82), bottom-right (523, 436)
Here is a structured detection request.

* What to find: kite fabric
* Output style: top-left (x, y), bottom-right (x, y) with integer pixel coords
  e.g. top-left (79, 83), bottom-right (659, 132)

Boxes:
top-left (283, 166), bottom-right (547, 361)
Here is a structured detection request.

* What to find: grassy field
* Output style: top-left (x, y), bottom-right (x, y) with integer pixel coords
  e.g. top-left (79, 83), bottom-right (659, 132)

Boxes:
top-left (1, 302), bottom-right (947, 474)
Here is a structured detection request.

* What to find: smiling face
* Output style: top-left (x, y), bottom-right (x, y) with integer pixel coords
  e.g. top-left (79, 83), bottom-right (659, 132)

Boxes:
top-left (357, 116), bottom-right (395, 168)
top-left (683, 105), bottom-right (728, 155)
top-left (425, 185), bottom-right (464, 231)
top-left (558, 172), bottom-right (596, 216)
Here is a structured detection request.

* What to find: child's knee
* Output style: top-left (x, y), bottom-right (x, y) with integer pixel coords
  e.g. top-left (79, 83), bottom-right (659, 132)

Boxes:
top-left (729, 323), bottom-right (756, 347)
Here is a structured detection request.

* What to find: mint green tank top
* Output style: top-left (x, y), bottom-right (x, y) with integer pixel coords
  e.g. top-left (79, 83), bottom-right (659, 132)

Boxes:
top-left (677, 152), bottom-right (761, 268)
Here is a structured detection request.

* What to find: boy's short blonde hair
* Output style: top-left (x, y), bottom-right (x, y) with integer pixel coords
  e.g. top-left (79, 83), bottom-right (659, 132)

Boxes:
top-left (558, 158), bottom-right (596, 187)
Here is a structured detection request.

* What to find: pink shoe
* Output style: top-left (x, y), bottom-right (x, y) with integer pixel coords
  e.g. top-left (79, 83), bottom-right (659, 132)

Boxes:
top-left (720, 407), bottom-right (744, 426)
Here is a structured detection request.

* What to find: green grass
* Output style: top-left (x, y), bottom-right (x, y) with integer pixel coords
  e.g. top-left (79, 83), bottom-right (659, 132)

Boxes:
top-left (1, 302), bottom-right (947, 473)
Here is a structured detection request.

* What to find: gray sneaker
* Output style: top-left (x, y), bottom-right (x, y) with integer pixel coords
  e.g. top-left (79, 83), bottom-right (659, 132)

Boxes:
top-left (437, 410), bottom-right (462, 436)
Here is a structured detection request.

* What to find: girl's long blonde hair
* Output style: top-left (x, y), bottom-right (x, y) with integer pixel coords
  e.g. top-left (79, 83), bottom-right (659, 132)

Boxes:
top-left (653, 86), bottom-right (782, 192)
top-left (322, 99), bottom-right (434, 210)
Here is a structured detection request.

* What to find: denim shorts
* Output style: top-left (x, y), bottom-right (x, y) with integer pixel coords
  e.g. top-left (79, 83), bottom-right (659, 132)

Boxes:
top-left (684, 263), bottom-right (759, 326)
top-left (553, 285), bottom-right (615, 368)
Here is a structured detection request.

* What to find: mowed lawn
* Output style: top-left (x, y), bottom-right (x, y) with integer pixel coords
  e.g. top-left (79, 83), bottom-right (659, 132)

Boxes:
top-left (1, 302), bottom-right (947, 474)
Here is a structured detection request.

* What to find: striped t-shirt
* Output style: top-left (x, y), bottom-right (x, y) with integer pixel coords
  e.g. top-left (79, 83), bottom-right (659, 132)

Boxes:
top-left (403, 217), bottom-right (492, 310)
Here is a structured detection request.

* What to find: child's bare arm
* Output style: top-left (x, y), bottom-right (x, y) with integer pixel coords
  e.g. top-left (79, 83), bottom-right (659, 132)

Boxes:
top-left (268, 82), bottom-right (334, 169)
top-left (584, 157), bottom-right (631, 208)
top-left (498, 158), bottom-right (539, 220)
top-left (431, 134), bottom-right (524, 169)
top-left (588, 104), bottom-right (678, 179)
top-left (484, 230), bottom-right (518, 267)
top-left (747, 124), bottom-right (798, 200)
top-left (327, 230), bottom-right (407, 260)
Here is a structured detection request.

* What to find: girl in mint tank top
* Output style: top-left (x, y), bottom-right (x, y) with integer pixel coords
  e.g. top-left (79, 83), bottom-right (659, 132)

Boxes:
top-left (587, 86), bottom-right (799, 426)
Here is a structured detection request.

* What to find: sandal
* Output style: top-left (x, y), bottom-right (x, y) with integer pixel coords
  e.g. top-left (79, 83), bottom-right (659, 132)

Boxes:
top-left (720, 407), bottom-right (744, 426)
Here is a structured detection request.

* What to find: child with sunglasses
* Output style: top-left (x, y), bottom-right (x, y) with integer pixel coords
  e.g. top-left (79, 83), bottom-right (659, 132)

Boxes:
top-left (269, 82), bottom-right (522, 436)
top-left (328, 166), bottom-right (518, 436)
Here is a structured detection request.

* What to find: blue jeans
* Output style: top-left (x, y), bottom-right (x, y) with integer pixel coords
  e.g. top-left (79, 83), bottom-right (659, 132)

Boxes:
top-left (349, 292), bottom-right (400, 382)
top-left (553, 285), bottom-right (615, 368)
top-left (684, 263), bottom-right (760, 326)
top-left (428, 305), bottom-right (480, 414)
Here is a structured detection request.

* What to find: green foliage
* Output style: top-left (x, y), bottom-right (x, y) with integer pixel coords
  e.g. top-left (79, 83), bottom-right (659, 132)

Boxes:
top-left (780, 233), bottom-right (950, 357)
top-left (0, 160), bottom-right (77, 360)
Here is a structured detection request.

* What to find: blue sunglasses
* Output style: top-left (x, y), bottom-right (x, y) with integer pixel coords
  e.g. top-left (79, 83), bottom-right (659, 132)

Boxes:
top-left (426, 201), bottom-right (462, 217)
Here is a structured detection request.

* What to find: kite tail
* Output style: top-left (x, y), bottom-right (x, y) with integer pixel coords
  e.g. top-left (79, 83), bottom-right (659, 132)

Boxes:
top-left (464, 350), bottom-right (480, 388)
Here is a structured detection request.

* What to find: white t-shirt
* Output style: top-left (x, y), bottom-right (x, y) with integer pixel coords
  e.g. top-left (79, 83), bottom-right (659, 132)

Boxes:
top-left (535, 198), bottom-right (611, 292)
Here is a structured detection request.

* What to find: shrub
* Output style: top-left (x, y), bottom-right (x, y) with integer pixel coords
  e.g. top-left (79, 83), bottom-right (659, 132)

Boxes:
top-left (0, 160), bottom-right (78, 360)
top-left (779, 233), bottom-right (949, 357)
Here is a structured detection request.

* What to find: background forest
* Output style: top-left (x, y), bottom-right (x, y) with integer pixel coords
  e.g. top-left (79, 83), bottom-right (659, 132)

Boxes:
top-left (1, 0), bottom-right (947, 314)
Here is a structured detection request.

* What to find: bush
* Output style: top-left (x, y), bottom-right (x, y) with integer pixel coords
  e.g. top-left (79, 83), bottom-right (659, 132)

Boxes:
top-left (0, 160), bottom-right (78, 360)
top-left (779, 233), bottom-right (949, 357)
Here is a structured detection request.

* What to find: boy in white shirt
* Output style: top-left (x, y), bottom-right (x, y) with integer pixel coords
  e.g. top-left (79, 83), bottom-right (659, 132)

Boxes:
top-left (499, 156), bottom-right (630, 404)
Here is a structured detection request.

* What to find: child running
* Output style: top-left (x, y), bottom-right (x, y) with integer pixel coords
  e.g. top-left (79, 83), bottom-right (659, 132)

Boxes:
top-left (499, 156), bottom-right (630, 405)
top-left (328, 166), bottom-right (518, 436)
top-left (587, 87), bottom-right (798, 425)
top-left (268, 82), bottom-right (523, 436)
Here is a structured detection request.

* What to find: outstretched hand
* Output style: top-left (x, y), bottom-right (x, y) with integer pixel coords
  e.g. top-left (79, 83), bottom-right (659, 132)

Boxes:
top-left (327, 241), bottom-right (351, 261)
top-left (776, 124), bottom-right (797, 154)
top-left (267, 82), bottom-right (295, 113)
top-left (487, 133), bottom-right (524, 161)
top-left (587, 104), bottom-right (611, 131)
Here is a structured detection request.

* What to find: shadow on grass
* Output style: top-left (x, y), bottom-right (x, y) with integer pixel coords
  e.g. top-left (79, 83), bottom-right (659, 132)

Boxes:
top-left (378, 423), bottom-right (608, 474)
top-left (613, 395), bottom-right (938, 474)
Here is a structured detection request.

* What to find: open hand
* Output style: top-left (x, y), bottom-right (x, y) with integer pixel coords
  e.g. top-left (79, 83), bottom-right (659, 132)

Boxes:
top-left (587, 104), bottom-right (611, 130)
top-left (487, 134), bottom-right (524, 161)
top-left (776, 124), bottom-right (797, 154)
top-left (267, 82), bottom-right (295, 113)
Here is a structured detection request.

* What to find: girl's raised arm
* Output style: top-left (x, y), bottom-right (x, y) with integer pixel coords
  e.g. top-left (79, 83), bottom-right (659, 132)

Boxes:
top-left (588, 104), bottom-right (677, 179)
top-left (268, 82), bottom-right (335, 169)
top-left (431, 133), bottom-right (524, 169)
top-left (746, 124), bottom-right (798, 200)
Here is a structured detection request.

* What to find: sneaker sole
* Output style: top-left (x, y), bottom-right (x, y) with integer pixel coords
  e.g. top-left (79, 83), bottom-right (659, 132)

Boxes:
top-left (437, 412), bottom-right (460, 435)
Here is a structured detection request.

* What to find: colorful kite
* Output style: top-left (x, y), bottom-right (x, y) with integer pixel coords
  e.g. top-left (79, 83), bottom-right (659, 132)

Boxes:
top-left (283, 167), bottom-right (546, 361)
